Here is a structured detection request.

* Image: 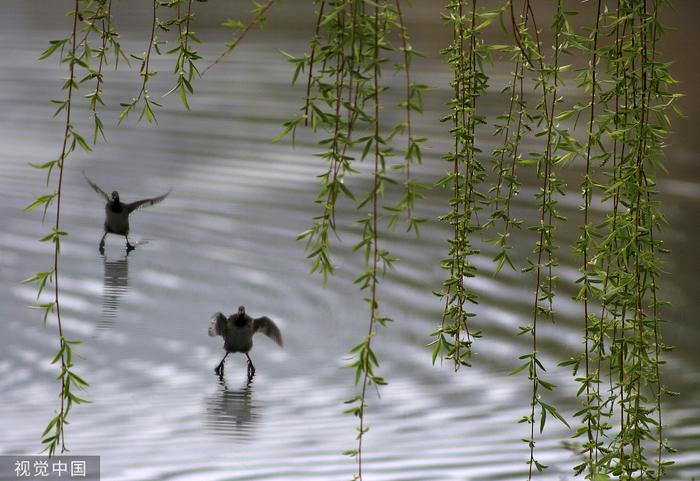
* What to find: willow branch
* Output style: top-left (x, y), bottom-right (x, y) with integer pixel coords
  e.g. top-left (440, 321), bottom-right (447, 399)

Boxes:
top-left (202, 0), bottom-right (276, 75)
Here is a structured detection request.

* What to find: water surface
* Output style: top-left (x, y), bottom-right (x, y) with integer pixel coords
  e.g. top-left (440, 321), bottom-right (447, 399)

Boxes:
top-left (1, 2), bottom-right (699, 480)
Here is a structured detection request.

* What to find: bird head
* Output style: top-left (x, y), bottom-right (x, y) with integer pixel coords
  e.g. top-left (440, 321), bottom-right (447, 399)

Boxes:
top-left (111, 191), bottom-right (120, 202)
top-left (233, 306), bottom-right (247, 327)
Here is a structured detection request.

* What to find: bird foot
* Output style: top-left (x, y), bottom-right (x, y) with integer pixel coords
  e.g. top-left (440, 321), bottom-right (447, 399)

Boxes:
top-left (214, 363), bottom-right (224, 377)
top-left (99, 241), bottom-right (105, 255)
top-left (246, 360), bottom-right (256, 379)
top-left (126, 243), bottom-right (135, 253)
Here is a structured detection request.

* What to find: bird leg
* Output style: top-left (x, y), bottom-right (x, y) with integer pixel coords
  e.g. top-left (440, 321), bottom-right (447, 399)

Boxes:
top-left (99, 232), bottom-right (107, 254)
top-left (125, 235), bottom-right (135, 252)
top-left (245, 353), bottom-right (256, 379)
top-left (215, 352), bottom-right (229, 376)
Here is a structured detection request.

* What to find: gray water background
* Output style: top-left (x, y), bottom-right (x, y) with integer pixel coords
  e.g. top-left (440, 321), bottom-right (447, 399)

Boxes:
top-left (1, 1), bottom-right (699, 480)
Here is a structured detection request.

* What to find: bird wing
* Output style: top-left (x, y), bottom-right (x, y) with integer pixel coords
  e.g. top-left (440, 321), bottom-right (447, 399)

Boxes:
top-left (208, 312), bottom-right (227, 337)
top-left (125, 189), bottom-right (171, 213)
top-left (83, 171), bottom-right (109, 201)
top-left (253, 316), bottom-right (283, 347)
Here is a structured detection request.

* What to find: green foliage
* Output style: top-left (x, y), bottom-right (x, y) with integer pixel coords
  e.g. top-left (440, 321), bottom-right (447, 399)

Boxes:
top-left (431, 0), bottom-right (503, 371)
top-left (41, 337), bottom-right (90, 457)
top-left (504, 2), bottom-right (572, 477)
top-left (561, 1), bottom-right (677, 478)
top-left (164, 0), bottom-right (203, 110)
top-left (203, 0), bottom-right (279, 75)
top-left (278, 1), bottom-right (423, 478)
top-left (283, 1), bottom-right (676, 479)
top-left (31, 0), bottom-right (97, 457)
top-left (118, 0), bottom-right (161, 124)
top-left (33, 0), bottom-right (678, 478)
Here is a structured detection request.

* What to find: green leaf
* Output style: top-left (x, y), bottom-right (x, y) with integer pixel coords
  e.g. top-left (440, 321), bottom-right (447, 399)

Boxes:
top-left (41, 414), bottom-right (61, 437)
top-left (24, 194), bottom-right (56, 212)
top-left (39, 39), bottom-right (68, 60)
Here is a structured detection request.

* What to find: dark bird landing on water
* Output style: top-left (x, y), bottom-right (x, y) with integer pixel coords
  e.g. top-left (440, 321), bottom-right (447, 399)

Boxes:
top-left (209, 306), bottom-right (283, 380)
top-left (83, 172), bottom-right (170, 254)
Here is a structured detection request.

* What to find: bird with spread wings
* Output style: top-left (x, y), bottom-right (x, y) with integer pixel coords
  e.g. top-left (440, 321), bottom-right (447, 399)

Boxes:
top-left (208, 306), bottom-right (283, 379)
top-left (83, 171), bottom-right (170, 253)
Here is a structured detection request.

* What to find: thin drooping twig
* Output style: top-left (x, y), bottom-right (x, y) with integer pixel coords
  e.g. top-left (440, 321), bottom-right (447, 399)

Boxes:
top-left (637, 2), bottom-right (665, 476)
top-left (54, 0), bottom-right (81, 454)
top-left (329, 6), bottom-right (348, 229)
top-left (509, 1), bottom-right (535, 71)
top-left (452, 0), bottom-right (467, 367)
top-left (517, 1), bottom-right (564, 477)
top-left (492, 52), bottom-right (521, 215)
top-left (356, 10), bottom-right (382, 481)
top-left (460, 0), bottom-right (477, 362)
top-left (94, 0), bottom-right (113, 103)
top-left (597, 1), bottom-right (626, 461)
top-left (90, 0), bottom-right (112, 143)
top-left (644, 3), bottom-right (665, 475)
top-left (440, 5), bottom-right (463, 341)
top-left (303, 0), bottom-right (326, 126)
top-left (627, 2), bottom-right (648, 470)
top-left (395, 0), bottom-right (413, 217)
top-left (202, 0), bottom-right (276, 75)
top-left (118, 0), bottom-right (159, 124)
top-left (183, 0), bottom-right (194, 54)
top-left (139, 0), bottom-right (158, 101)
top-left (581, 0), bottom-right (602, 468)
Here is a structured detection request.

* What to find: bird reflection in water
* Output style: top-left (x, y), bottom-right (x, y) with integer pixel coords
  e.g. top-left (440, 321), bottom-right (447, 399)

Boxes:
top-left (204, 375), bottom-right (260, 441)
top-left (100, 253), bottom-right (129, 328)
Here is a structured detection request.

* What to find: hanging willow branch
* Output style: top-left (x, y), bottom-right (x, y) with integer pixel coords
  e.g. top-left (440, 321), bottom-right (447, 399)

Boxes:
top-left (558, 0), bottom-right (678, 478)
top-left (164, 0), bottom-right (202, 110)
top-left (30, 1), bottom-right (681, 477)
top-left (25, 0), bottom-right (92, 456)
top-left (118, 0), bottom-right (160, 123)
top-left (86, 0), bottom-right (113, 144)
top-left (280, 2), bottom-right (417, 478)
top-left (577, 0), bottom-right (602, 471)
top-left (487, 24), bottom-right (526, 273)
top-left (353, 9), bottom-right (385, 476)
top-left (505, 1), bottom-right (572, 476)
top-left (432, 0), bottom-right (493, 371)
top-left (388, 0), bottom-right (428, 233)
top-left (202, 0), bottom-right (278, 75)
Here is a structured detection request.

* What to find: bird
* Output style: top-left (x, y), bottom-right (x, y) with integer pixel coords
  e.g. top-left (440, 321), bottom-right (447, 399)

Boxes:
top-left (208, 306), bottom-right (283, 379)
top-left (83, 172), bottom-right (170, 253)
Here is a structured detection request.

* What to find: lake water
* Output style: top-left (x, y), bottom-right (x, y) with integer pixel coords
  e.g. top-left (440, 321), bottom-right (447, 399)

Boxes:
top-left (1, 2), bottom-right (699, 480)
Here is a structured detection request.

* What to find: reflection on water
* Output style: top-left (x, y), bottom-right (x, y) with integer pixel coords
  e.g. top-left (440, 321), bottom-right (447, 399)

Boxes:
top-left (204, 375), bottom-right (259, 441)
top-left (100, 254), bottom-right (129, 326)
